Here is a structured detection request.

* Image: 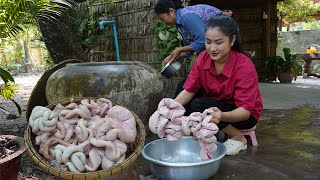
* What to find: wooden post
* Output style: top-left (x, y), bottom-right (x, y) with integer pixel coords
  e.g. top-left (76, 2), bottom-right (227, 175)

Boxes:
top-left (264, 0), bottom-right (272, 58)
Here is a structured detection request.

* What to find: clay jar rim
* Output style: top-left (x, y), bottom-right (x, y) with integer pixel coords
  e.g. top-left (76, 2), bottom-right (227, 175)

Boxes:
top-left (66, 61), bottom-right (143, 67)
top-left (0, 135), bottom-right (26, 164)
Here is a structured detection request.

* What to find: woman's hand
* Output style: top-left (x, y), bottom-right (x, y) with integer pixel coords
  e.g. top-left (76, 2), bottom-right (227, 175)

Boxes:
top-left (162, 54), bottom-right (173, 66)
top-left (171, 48), bottom-right (183, 60)
top-left (162, 45), bottom-right (192, 66)
top-left (162, 48), bottom-right (183, 66)
top-left (208, 107), bottom-right (223, 124)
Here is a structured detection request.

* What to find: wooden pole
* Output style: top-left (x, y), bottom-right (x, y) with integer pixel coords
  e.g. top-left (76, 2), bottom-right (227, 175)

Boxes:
top-left (264, 0), bottom-right (272, 58)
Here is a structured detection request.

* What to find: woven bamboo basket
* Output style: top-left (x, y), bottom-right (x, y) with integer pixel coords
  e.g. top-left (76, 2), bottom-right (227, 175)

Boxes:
top-left (24, 97), bottom-right (146, 180)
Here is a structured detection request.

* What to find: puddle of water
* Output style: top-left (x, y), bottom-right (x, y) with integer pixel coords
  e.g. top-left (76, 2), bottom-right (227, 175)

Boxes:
top-left (271, 107), bottom-right (320, 146)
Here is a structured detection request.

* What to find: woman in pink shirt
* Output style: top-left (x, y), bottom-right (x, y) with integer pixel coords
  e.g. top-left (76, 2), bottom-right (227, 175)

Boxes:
top-left (174, 15), bottom-right (263, 155)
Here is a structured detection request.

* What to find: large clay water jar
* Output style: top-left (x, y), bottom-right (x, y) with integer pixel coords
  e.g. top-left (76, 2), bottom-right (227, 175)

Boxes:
top-left (45, 61), bottom-right (163, 132)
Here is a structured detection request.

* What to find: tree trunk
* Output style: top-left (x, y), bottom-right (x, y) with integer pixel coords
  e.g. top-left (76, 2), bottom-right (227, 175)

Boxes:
top-left (23, 40), bottom-right (31, 63)
top-left (23, 36), bottom-right (32, 73)
top-left (279, 15), bottom-right (283, 31)
top-left (37, 47), bottom-right (43, 65)
top-left (38, 15), bottom-right (89, 64)
top-left (13, 43), bottom-right (19, 64)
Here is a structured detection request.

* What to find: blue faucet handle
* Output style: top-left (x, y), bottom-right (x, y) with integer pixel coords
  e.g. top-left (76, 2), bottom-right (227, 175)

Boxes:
top-left (99, 19), bottom-right (116, 30)
top-left (99, 20), bottom-right (107, 30)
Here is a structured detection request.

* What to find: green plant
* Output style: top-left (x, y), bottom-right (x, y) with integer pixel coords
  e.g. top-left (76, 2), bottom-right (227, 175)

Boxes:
top-left (67, 0), bottom-right (115, 55)
top-left (154, 21), bottom-right (182, 69)
top-left (313, 63), bottom-right (320, 74)
top-left (277, 0), bottom-right (320, 31)
top-left (0, 68), bottom-right (21, 116)
top-left (264, 47), bottom-right (303, 81)
top-left (0, 0), bottom-right (71, 39)
top-left (155, 21), bottom-right (182, 55)
top-left (43, 53), bottom-right (55, 70)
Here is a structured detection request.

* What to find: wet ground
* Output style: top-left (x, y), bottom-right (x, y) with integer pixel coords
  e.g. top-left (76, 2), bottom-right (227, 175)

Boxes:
top-left (212, 107), bottom-right (320, 180)
top-left (137, 76), bottom-right (320, 180)
top-left (135, 107), bottom-right (320, 180)
top-left (1, 74), bottom-right (320, 179)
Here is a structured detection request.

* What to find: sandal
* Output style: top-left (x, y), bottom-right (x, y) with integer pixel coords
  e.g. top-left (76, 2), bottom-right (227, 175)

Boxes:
top-left (223, 139), bottom-right (247, 155)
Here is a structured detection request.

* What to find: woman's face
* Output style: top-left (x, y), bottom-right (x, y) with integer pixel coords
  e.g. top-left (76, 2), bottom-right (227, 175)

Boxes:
top-left (157, 8), bottom-right (176, 26)
top-left (205, 27), bottom-right (235, 63)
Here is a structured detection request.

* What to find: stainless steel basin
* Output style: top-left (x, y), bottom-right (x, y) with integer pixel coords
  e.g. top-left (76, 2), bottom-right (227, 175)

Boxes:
top-left (141, 136), bottom-right (226, 180)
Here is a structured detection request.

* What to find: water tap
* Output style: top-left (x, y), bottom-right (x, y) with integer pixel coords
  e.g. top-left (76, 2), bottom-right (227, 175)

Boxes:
top-left (99, 19), bottom-right (116, 30)
top-left (99, 20), bottom-right (107, 30)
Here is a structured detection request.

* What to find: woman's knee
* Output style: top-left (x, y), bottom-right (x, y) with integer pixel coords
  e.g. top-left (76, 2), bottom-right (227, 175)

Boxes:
top-left (217, 121), bottom-right (229, 130)
top-left (190, 98), bottom-right (210, 112)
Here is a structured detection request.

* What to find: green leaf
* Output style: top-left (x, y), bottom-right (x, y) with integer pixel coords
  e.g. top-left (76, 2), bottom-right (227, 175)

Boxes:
top-left (0, 67), bottom-right (14, 83)
top-left (0, 0), bottom-right (71, 38)
top-left (169, 26), bottom-right (176, 31)
top-left (10, 98), bottom-right (22, 115)
top-left (171, 38), bottom-right (177, 42)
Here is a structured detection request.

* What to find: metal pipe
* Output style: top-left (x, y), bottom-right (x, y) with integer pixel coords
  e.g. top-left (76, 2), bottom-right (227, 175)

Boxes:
top-left (99, 20), bottom-right (121, 62)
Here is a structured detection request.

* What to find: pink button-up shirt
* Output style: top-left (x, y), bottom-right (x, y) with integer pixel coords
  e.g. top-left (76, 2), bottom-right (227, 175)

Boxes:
top-left (183, 50), bottom-right (263, 120)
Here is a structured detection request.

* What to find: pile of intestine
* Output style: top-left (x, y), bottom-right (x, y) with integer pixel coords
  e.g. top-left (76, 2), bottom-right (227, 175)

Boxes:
top-left (28, 98), bottom-right (137, 173)
top-left (149, 98), bottom-right (219, 160)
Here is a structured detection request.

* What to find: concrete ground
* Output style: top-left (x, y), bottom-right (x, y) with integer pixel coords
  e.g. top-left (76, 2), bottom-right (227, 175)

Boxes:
top-left (5, 74), bottom-right (320, 179)
top-left (137, 76), bottom-right (320, 180)
top-left (260, 76), bottom-right (320, 109)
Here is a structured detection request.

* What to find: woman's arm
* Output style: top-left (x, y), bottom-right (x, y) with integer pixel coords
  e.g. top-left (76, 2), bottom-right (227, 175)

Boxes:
top-left (174, 90), bottom-right (195, 106)
top-left (221, 107), bottom-right (250, 122)
top-left (169, 13), bottom-right (207, 62)
top-left (163, 45), bottom-right (193, 65)
top-left (171, 45), bottom-right (193, 60)
top-left (181, 13), bottom-right (206, 52)
top-left (209, 107), bottom-right (250, 124)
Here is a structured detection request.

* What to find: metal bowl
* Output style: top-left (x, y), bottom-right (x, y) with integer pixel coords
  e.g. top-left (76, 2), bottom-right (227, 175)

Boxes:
top-left (160, 58), bottom-right (184, 78)
top-left (141, 136), bottom-right (226, 180)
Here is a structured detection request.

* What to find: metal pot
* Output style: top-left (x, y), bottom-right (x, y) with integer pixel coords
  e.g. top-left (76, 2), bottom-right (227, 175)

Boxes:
top-left (141, 136), bottom-right (227, 180)
top-left (160, 58), bottom-right (184, 78)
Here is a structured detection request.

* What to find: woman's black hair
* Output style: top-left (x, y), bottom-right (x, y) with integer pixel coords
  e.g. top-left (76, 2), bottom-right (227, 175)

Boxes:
top-left (154, 0), bottom-right (184, 14)
top-left (205, 15), bottom-right (241, 52)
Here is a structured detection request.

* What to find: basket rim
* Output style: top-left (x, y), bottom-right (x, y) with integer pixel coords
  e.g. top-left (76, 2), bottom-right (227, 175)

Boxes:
top-left (24, 97), bottom-right (146, 179)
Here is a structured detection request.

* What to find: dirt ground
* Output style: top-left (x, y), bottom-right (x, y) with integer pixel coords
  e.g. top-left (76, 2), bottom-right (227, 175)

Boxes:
top-left (0, 73), bottom-right (53, 179)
